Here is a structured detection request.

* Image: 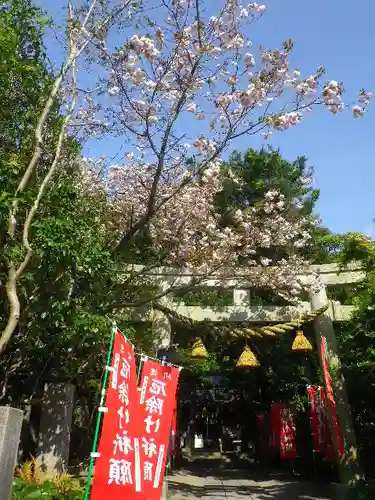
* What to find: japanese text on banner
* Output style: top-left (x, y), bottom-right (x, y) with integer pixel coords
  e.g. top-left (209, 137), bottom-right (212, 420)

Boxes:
top-left (136, 359), bottom-right (180, 499)
top-left (91, 331), bottom-right (139, 500)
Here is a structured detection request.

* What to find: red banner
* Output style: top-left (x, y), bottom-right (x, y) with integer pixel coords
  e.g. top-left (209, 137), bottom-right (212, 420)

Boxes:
top-left (320, 335), bottom-right (345, 458)
top-left (136, 359), bottom-right (180, 500)
top-left (279, 404), bottom-right (296, 460)
top-left (319, 387), bottom-right (335, 462)
top-left (270, 403), bottom-right (296, 459)
top-left (91, 331), bottom-right (139, 500)
top-left (307, 385), bottom-right (334, 460)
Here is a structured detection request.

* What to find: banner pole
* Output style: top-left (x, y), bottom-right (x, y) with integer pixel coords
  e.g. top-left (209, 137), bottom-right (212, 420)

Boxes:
top-left (136, 357), bottom-right (144, 384)
top-left (83, 326), bottom-right (117, 500)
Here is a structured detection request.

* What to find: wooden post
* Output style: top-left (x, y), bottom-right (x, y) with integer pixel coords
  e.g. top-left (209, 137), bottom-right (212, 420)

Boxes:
top-left (310, 287), bottom-right (360, 485)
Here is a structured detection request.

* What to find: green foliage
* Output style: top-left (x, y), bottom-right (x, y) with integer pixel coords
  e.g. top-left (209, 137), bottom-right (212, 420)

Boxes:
top-left (0, 1), bottom-right (156, 463)
top-left (338, 276), bottom-right (375, 471)
top-left (0, 0), bottom-right (51, 156)
top-left (13, 457), bottom-right (84, 498)
top-left (219, 147), bottom-right (318, 217)
top-left (334, 232), bottom-right (375, 477)
top-left (218, 147), bottom-right (342, 264)
top-left (173, 285), bottom-right (292, 307)
top-left (12, 477), bottom-right (83, 500)
top-left (179, 349), bottom-right (222, 382)
top-left (327, 284), bottom-right (357, 305)
top-left (339, 232), bottom-right (375, 269)
top-left (302, 226), bottom-right (347, 264)
top-left (173, 286), bottom-right (233, 306)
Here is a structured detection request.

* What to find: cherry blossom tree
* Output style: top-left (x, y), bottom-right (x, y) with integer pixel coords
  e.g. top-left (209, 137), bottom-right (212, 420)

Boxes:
top-left (1, 0), bottom-right (371, 353)
top-left (74, 0), bottom-right (370, 296)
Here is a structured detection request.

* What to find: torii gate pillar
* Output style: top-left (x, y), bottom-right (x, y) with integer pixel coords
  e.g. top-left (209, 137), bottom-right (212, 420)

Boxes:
top-left (310, 286), bottom-right (360, 487)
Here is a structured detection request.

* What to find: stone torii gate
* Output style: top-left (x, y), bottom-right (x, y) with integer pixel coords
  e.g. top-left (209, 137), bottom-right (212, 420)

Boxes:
top-left (142, 261), bottom-right (364, 486)
top-left (0, 262), bottom-right (364, 498)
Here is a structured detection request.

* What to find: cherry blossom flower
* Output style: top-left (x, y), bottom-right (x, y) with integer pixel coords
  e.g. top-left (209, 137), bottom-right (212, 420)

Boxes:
top-left (244, 53), bottom-right (256, 67)
top-left (187, 102), bottom-right (197, 112)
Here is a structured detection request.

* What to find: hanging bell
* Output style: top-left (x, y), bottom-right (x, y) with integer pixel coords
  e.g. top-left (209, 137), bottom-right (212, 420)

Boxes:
top-left (236, 345), bottom-right (260, 368)
top-left (190, 338), bottom-right (209, 359)
top-left (292, 329), bottom-right (313, 352)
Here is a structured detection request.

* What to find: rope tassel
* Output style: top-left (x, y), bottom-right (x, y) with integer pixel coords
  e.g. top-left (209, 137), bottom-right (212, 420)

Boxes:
top-left (190, 338), bottom-right (209, 359)
top-left (236, 345), bottom-right (260, 368)
top-left (292, 330), bottom-right (313, 352)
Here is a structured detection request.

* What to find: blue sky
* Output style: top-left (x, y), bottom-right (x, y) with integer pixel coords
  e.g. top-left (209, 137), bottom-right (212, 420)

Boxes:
top-left (244, 0), bottom-right (375, 237)
top-left (37, 0), bottom-right (375, 236)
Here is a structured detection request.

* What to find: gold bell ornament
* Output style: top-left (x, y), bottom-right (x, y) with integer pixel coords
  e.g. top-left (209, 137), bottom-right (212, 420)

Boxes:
top-left (292, 328), bottom-right (313, 353)
top-left (236, 344), bottom-right (260, 368)
top-left (190, 338), bottom-right (209, 359)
